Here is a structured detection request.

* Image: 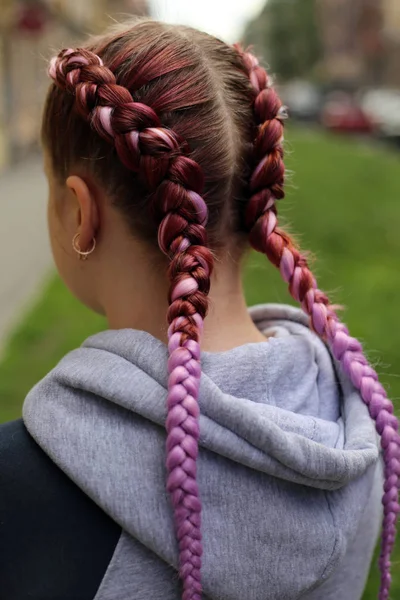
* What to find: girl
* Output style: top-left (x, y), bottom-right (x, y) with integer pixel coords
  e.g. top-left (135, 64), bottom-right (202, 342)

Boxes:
top-left (1, 18), bottom-right (399, 600)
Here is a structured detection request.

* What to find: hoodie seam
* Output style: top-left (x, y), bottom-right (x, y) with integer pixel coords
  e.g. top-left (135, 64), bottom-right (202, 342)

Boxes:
top-left (319, 491), bottom-right (341, 580)
top-left (310, 417), bottom-right (317, 441)
top-left (298, 490), bottom-right (341, 598)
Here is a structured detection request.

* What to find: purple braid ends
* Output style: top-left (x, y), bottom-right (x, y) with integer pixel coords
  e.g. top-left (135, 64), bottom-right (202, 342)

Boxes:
top-left (234, 44), bottom-right (400, 600)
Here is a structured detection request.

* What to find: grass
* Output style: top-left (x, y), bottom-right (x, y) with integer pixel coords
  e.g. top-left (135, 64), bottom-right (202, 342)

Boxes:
top-left (0, 275), bottom-right (105, 423)
top-left (1, 127), bottom-right (399, 597)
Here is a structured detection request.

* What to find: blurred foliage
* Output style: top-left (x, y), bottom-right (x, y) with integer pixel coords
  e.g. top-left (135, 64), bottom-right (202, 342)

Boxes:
top-left (0, 126), bottom-right (399, 596)
top-left (244, 0), bottom-right (322, 80)
top-left (0, 276), bottom-right (105, 423)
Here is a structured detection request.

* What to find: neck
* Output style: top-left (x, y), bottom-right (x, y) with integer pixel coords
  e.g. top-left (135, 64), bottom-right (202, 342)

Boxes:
top-left (101, 248), bottom-right (267, 352)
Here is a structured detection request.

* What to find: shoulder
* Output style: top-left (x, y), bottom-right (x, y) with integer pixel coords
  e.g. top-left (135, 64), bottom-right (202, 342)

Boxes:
top-left (0, 419), bottom-right (121, 599)
top-left (250, 303), bottom-right (340, 419)
top-left (250, 302), bottom-right (335, 370)
top-left (250, 303), bottom-right (319, 336)
top-left (0, 419), bottom-right (40, 493)
top-left (0, 417), bottom-right (39, 465)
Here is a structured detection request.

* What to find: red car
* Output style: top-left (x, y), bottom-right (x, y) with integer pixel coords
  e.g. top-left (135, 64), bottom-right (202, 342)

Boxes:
top-left (321, 92), bottom-right (374, 134)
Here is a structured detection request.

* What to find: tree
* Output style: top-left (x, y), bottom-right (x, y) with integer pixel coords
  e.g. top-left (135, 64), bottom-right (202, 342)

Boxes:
top-left (244, 0), bottom-right (322, 81)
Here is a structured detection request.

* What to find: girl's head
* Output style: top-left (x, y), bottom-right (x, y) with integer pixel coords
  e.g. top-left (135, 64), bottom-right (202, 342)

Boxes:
top-left (43, 20), bottom-right (256, 318)
top-left (43, 18), bottom-right (399, 600)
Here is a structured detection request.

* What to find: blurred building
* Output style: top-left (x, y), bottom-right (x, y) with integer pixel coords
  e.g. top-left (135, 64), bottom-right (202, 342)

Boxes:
top-left (317, 0), bottom-right (383, 87)
top-left (381, 0), bottom-right (400, 87)
top-left (0, 0), bottom-right (149, 169)
top-left (317, 0), bottom-right (400, 88)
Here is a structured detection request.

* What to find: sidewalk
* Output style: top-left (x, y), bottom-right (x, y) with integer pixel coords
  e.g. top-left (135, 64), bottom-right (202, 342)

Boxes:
top-left (0, 157), bottom-right (52, 354)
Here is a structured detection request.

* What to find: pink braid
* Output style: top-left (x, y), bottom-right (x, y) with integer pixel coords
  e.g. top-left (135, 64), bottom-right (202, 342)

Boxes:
top-left (49, 48), bottom-right (213, 600)
top-left (235, 44), bottom-right (400, 600)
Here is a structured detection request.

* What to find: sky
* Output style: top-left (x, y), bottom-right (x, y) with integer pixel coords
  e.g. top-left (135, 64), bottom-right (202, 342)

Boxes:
top-left (149, 0), bottom-right (265, 42)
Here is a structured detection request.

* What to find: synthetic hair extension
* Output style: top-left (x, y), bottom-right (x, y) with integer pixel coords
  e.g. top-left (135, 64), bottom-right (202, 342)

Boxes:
top-left (48, 47), bottom-right (212, 599)
top-left (234, 44), bottom-right (400, 600)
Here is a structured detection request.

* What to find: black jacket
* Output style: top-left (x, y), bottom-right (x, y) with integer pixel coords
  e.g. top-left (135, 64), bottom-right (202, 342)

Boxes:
top-left (0, 419), bottom-right (121, 600)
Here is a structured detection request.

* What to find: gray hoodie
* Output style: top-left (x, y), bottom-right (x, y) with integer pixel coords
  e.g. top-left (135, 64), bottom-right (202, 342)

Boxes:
top-left (23, 304), bottom-right (383, 600)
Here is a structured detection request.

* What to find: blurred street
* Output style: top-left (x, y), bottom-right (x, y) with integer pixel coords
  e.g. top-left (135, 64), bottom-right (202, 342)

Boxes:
top-left (0, 157), bottom-right (51, 352)
top-left (0, 1), bottom-right (151, 352)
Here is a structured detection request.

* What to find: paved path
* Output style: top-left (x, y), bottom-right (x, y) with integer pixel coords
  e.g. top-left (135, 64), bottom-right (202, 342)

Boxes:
top-left (0, 157), bottom-right (52, 353)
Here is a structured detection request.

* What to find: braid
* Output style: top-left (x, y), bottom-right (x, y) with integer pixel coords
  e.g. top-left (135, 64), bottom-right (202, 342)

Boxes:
top-left (235, 45), bottom-right (400, 600)
top-left (49, 48), bottom-right (213, 600)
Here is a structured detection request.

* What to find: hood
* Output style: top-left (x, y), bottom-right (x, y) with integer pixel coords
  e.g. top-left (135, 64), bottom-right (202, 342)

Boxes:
top-left (23, 304), bottom-right (381, 600)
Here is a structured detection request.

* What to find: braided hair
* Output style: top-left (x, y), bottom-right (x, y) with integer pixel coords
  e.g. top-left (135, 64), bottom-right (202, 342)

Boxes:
top-left (234, 45), bottom-right (400, 600)
top-left (44, 19), bottom-right (399, 600)
top-left (49, 45), bottom-right (213, 599)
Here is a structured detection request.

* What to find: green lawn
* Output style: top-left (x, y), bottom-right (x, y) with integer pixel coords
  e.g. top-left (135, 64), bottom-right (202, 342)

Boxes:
top-left (1, 127), bottom-right (399, 597)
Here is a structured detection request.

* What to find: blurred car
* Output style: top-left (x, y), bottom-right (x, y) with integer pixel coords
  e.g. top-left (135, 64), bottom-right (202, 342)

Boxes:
top-left (361, 89), bottom-right (400, 142)
top-left (321, 92), bottom-right (374, 134)
top-left (279, 80), bottom-right (322, 122)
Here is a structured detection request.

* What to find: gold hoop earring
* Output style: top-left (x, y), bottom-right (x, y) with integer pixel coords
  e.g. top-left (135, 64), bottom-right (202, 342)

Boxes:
top-left (72, 233), bottom-right (96, 261)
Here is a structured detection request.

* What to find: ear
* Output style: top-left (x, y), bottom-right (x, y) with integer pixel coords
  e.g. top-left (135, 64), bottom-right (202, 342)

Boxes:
top-left (66, 175), bottom-right (100, 252)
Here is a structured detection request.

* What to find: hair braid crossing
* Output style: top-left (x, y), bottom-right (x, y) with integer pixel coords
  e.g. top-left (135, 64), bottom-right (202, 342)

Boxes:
top-left (49, 47), bottom-right (213, 600)
top-left (235, 44), bottom-right (400, 600)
